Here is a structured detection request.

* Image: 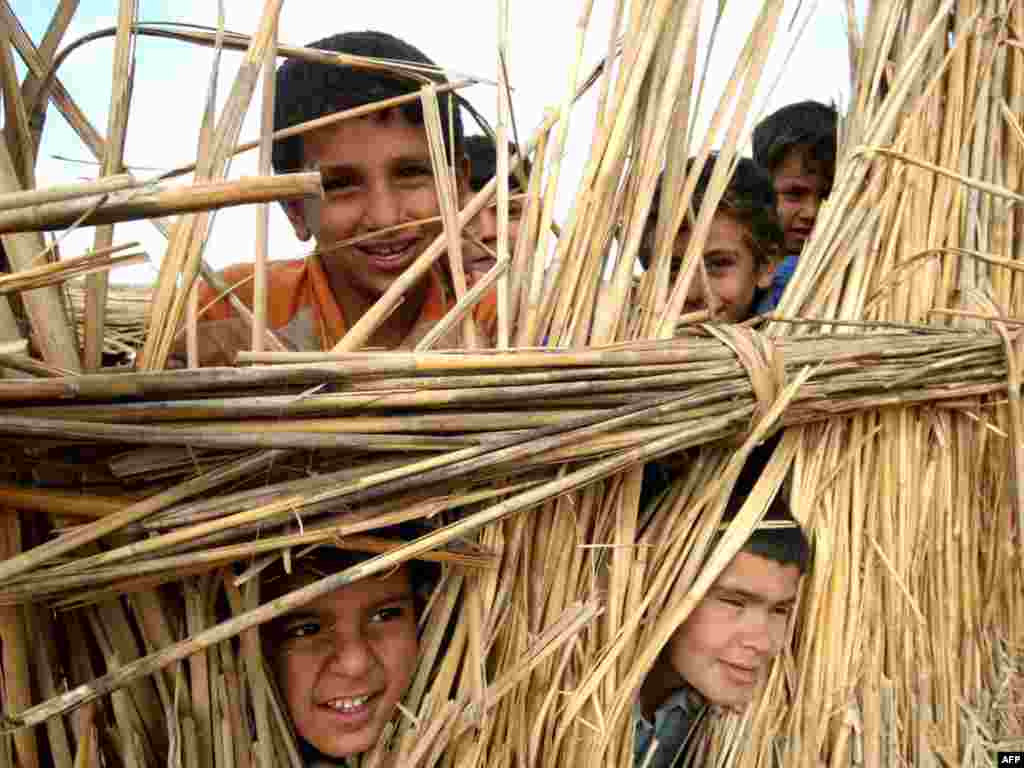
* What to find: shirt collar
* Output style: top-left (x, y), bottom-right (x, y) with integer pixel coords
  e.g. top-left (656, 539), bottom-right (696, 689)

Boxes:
top-left (303, 253), bottom-right (453, 350)
top-left (635, 683), bottom-right (705, 731)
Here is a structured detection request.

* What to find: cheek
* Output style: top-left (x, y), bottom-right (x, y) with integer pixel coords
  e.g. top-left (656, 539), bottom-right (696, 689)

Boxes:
top-left (673, 605), bottom-right (730, 662)
top-left (404, 186), bottom-right (442, 219)
top-left (776, 201), bottom-right (800, 226)
top-left (276, 652), bottom-right (319, 707)
top-left (768, 615), bottom-right (790, 653)
top-left (376, 625), bottom-right (419, 695)
top-left (318, 199), bottom-right (362, 239)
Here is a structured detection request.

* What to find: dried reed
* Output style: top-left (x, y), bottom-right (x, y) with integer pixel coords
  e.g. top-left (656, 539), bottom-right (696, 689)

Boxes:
top-left (0, 3), bottom-right (1019, 768)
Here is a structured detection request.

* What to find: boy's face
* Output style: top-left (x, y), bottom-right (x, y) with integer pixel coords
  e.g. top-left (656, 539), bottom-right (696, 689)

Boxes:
top-left (773, 148), bottom-right (831, 255)
top-left (665, 551), bottom-right (800, 710)
top-left (463, 189), bottom-right (525, 279)
top-left (269, 566), bottom-right (419, 758)
top-left (674, 212), bottom-right (775, 322)
top-left (285, 110), bottom-right (457, 300)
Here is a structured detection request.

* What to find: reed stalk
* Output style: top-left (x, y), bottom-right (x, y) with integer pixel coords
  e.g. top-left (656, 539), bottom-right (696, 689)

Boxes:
top-left (0, 172), bottom-right (321, 234)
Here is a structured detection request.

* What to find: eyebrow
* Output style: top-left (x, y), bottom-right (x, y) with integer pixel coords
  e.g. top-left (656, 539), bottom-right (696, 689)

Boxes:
top-left (369, 591), bottom-right (415, 609)
top-left (317, 153), bottom-right (434, 174)
top-left (711, 586), bottom-right (796, 606)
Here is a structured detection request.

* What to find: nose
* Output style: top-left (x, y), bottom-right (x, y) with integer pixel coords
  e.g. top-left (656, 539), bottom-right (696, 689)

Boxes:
top-left (470, 205), bottom-right (499, 245)
top-left (364, 181), bottom-right (402, 231)
top-left (737, 610), bottom-right (778, 657)
top-left (797, 194), bottom-right (820, 222)
top-left (324, 628), bottom-right (377, 679)
top-left (683, 275), bottom-right (707, 313)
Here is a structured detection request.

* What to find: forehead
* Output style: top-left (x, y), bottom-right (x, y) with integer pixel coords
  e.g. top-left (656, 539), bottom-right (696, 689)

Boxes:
top-left (773, 149), bottom-right (830, 188)
top-left (300, 109), bottom-right (430, 167)
top-left (712, 551), bottom-right (800, 603)
top-left (704, 212), bottom-right (754, 252)
top-left (282, 565), bottom-right (413, 615)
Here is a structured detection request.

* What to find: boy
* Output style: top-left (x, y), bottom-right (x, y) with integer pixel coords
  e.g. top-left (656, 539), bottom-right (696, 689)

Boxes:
top-left (461, 134), bottom-right (531, 280)
top-left (188, 31), bottom-right (492, 365)
top-left (751, 100), bottom-right (838, 310)
top-left (635, 482), bottom-right (810, 768)
top-left (637, 155), bottom-right (784, 323)
top-left (261, 546), bottom-right (438, 764)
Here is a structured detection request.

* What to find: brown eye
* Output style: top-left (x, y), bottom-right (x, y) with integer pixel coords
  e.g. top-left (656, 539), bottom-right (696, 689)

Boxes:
top-left (322, 172), bottom-right (358, 194)
top-left (278, 619), bottom-right (322, 642)
top-left (371, 606), bottom-right (402, 623)
top-left (397, 163), bottom-right (433, 180)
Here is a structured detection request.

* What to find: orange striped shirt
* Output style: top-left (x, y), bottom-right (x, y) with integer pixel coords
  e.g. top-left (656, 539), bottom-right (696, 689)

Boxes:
top-left (198, 254), bottom-right (497, 351)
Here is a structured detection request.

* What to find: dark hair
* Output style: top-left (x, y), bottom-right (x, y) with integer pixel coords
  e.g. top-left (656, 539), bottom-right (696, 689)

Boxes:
top-left (637, 154), bottom-right (784, 271)
top-left (259, 521), bottom-right (442, 633)
top-left (639, 439), bottom-right (811, 574)
top-left (464, 134), bottom-right (532, 192)
top-left (272, 30), bottom-right (465, 173)
top-left (752, 100), bottom-right (838, 182)
top-left (720, 483), bottom-right (810, 575)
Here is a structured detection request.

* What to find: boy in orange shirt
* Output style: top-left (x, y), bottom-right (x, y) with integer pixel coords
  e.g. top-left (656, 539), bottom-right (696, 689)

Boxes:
top-left (189, 31), bottom-right (493, 364)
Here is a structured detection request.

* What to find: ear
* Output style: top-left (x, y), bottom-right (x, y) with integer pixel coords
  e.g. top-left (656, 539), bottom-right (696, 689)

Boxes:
top-left (282, 200), bottom-right (314, 242)
top-left (756, 257), bottom-right (777, 290)
top-left (456, 152), bottom-right (471, 197)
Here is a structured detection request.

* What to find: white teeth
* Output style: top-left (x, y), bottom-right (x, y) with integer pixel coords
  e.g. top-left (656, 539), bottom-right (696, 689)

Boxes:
top-left (360, 243), bottom-right (409, 256)
top-left (326, 694), bottom-right (370, 712)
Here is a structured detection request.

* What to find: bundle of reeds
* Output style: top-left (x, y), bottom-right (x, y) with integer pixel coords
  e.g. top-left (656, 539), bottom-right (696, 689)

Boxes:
top-left (0, 2), bottom-right (1020, 768)
top-left (66, 280), bottom-right (151, 361)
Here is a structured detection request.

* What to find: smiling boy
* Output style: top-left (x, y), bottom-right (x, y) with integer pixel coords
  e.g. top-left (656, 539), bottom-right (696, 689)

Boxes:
top-left (752, 100), bottom-right (837, 311)
top-left (637, 156), bottom-right (784, 323)
top-left (189, 31), bottom-right (494, 364)
top-left (261, 547), bottom-right (437, 765)
top-left (635, 485), bottom-right (809, 768)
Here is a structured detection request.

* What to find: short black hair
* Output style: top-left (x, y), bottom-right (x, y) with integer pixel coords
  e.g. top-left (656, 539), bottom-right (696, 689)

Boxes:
top-left (272, 30), bottom-right (464, 173)
top-left (752, 100), bottom-right (838, 181)
top-left (464, 134), bottom-right (532, 193)
top-left (637, 154), bottom-right (784, 271)
top-left (258, 521), bottom-right (442, 631)
top-left (720, 480), bottom-right (810, 575)
top-left (640, 439), bottom-right (811, 574)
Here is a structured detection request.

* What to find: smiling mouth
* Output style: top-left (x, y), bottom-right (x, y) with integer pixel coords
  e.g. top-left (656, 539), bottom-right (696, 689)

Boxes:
top-left (317, 692), bottom-right (380, 725)
top-left (355, 240), bottom-right (419, 272)
top-left (721, 662), bottom-right (759, 685)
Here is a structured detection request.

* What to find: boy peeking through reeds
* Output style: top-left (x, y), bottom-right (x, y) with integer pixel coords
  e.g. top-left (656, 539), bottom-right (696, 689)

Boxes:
top-left (752, 100), bottom-right (838, 312)
top-left (181, 31), bottom-right (498, 365)
top-left (635, 471), bottom-right (810, 768)
top-left (261, 545), bottom-right (439, 766)
top-left (637, 156), bottom-right (785, 323)
top-left (459, 134), bottom-right (532, 281)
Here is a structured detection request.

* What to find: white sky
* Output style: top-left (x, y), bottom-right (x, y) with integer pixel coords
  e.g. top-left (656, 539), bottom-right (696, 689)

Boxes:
top-left (13, 0), bottom-right (861, 285)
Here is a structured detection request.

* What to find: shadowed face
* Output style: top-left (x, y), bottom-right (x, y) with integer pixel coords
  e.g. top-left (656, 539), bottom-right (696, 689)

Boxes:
top-left (674, 213), bottom-right (776, 322)
top-left (772, 148), bottom-right (830, 255)
top-left (463, 189), bottom-right (526, 279)
top-left (269, 566), bottom-right (418, 758)
top-left (666, 551), bottom-right (800, 709)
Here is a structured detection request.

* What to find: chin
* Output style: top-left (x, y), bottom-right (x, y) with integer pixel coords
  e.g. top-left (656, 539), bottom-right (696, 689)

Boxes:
top-left (316, 732), bottom-right (377, 760)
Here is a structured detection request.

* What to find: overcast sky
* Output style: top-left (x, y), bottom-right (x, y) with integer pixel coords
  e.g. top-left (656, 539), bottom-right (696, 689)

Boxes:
top-left (13, 0), bottom-right (860, 284)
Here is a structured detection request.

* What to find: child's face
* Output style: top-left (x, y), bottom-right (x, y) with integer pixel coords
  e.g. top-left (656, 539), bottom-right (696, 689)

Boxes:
top-left (270, 566), bottom-right (419, 758)
top-left (463, 191), bottom-right (525, 279)
top-left (284, 110), bottom-right (452, 299)
top-left (773, 148), bottom-right (831, 255)
top-left (665, 551), bottom-right (800, 710)
top-left (674, 212), bottom-right (775, 322)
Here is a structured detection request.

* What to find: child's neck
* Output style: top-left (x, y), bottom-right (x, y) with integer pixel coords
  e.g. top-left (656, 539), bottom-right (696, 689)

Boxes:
top-left (324, 264), bottom-right (429, 350)
top-left (638, 651), bottom-right (689, 721)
